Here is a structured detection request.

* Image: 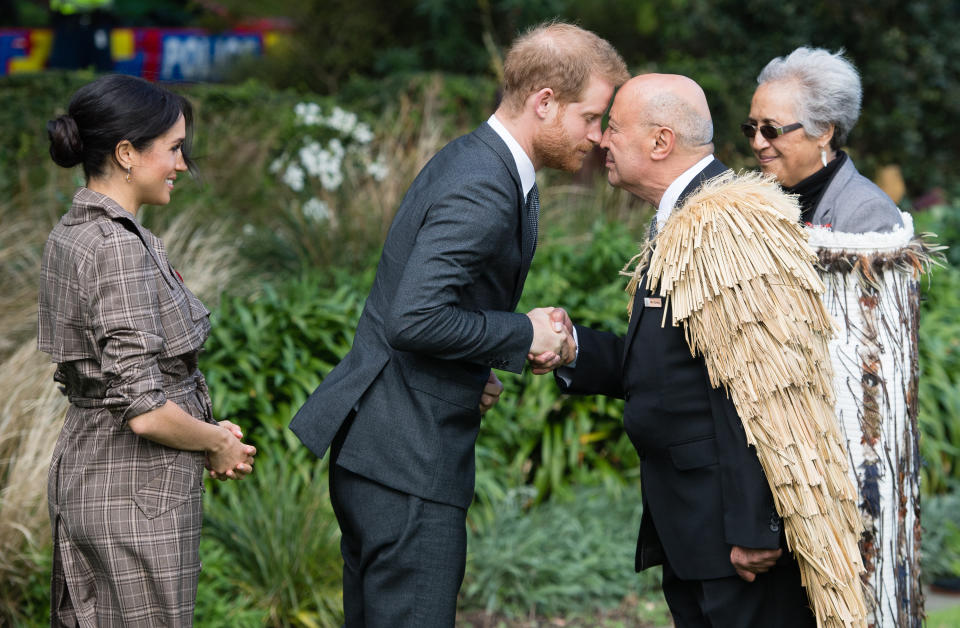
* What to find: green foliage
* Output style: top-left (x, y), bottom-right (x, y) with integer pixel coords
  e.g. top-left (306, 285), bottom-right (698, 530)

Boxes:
top-left (0, 547), bottom-right (52, 627)
top-left (914, 204), bottom-right (960, 494)
top-left (212, 1), bottom-right (958, 195)
top-left (462, 485), bottom-right (665, 621)
top-left (475, 216), bottom-right (645, 506)
top-left (338, 72), bottom-right (498, 135)
top-left (201, 436), bottom-right (343, 627)
top-left (927, 605), bottom-right (960, 628)
top-left (200, 268), bottom-right (372, 439)
top-left (194, 538), bottom-right (269, 627)
top-left (921, 486), bottom-right (960, 583)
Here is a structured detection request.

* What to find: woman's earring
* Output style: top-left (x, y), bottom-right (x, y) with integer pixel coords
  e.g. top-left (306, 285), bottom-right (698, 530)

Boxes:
top-left (820, 148), bottom-right (828, 168)
top-left (125, 166), bottom-right (132, 183)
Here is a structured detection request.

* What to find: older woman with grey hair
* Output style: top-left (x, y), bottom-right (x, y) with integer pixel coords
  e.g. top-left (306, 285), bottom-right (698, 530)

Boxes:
top-left (748, 48), bottom-right (928, 628)
top-left (744, 46), bottom-right (903, 233)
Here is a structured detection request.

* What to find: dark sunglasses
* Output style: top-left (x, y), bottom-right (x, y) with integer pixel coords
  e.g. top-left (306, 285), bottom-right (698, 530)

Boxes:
top-left (740, 122), bottom-right (803, 140)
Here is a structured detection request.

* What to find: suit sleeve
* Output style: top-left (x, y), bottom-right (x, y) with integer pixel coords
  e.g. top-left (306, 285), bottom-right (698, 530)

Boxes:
top-left (385, 175), bottom-right (533, 373)
top-left (709, 387), bottom-right (781, 549)
top-left (554, 324), bottom-right (625, 399)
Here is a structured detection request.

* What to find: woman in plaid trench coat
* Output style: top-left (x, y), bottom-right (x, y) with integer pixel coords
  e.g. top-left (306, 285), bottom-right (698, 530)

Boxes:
top-left (38, 75), bottom-right (256, 627)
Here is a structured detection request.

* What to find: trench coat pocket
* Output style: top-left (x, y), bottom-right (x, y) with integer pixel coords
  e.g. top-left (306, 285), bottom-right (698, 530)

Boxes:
top-left (133, 450), bottom-right (200, 519)
top-left (668, 436), bottom-right (719, 471)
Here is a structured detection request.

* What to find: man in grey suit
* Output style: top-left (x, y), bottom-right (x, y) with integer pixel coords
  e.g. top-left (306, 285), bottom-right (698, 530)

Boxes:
top-left (289, 22), bottom-right (628, 626)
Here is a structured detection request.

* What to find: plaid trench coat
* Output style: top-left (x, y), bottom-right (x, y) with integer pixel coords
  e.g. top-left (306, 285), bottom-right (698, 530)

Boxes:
top-left (38, 188), bottom-right (215, 627)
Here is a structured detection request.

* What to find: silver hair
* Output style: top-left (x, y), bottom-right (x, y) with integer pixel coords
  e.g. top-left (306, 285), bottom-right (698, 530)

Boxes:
top-left (644, 91), bottom-right (714, 147)
top-left (757, 47), bottom-right (862, 150)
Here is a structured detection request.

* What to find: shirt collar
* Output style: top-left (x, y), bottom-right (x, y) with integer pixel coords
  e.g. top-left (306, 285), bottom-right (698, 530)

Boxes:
top-left (63, 187), bottom-right (139, 226)
top-left (656, 154), bottom-right (716, 227)
top-left (487, 114), bottom-right (536, 197)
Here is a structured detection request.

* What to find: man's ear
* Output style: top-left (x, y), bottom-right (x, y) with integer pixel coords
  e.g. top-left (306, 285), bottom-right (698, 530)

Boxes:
top-left (530, 87), bottom-right (556, 121)
top-left (650, 126), bottom-right (676, 162)
top-left (114, 139), bottom-right (137, 170)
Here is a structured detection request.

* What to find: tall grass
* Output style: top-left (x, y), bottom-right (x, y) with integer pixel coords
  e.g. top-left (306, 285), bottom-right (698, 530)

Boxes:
top-left (202, 434), bottom-right (344, 627)
top-left (0, 341), bottom-right (68, 616)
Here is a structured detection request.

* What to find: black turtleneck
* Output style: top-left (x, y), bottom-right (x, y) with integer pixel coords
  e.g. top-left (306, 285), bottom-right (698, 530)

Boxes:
top-left (783, 151), bottom-right (847, 225)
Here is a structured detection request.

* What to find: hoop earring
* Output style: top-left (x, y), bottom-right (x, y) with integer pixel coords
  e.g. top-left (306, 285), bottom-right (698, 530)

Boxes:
top-left (125, 166), bottom-right (132, 183)
top-left (820, 148), bottom-right (828, 168)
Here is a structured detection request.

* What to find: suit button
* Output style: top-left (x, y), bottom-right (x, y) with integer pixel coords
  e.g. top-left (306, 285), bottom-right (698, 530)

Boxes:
top-left (769, 512), bottom-right (781, 533)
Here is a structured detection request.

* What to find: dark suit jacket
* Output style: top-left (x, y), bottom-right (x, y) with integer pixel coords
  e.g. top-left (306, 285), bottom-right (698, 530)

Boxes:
top-left (558, 159), bottom-right (782, 581)
top-left (290, 122), bottom-right (535, 510)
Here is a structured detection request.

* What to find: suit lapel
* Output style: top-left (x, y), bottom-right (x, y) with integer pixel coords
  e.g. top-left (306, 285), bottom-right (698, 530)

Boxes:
top-left (621, 158), bottom-right (729, 365)
top-left (474, 122), bottom-right (532, 308)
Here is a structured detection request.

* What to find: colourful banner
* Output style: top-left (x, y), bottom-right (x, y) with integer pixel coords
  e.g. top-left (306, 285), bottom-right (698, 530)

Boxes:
top-left (0, 27), bottom-right (283, 81)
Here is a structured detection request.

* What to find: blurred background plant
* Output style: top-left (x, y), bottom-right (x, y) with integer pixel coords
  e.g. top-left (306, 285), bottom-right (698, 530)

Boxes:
top-left (2, 0), bottom-right (959, 624)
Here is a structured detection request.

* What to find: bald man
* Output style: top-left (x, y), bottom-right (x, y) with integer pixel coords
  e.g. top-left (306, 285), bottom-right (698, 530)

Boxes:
top-left (540, 75), bottom-right (817, 627)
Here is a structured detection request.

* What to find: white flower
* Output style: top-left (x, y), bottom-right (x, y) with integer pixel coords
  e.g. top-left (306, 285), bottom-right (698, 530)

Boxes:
top-left (242, 224), bottom-right (256, 236)
top-left (320, 168), bottom-right (343, 191)
top-left (352, 122), bottom-right (374, 145)
top-left (283, 163), bottom-right (305, 192)
top-left (302, 197), bottom-right (331, 222)
top-left (328, 138), bottom-right (345, 160)
top-left (298, 141), bottom-right (325, 177)
top-left (298, 140), bottom-right (343, 189)
top-left (325, 106), bottom-right (357, 135)
top-left (366, 158), bottom-right (389, 182)
top-left (294, 102), bottom-right (322, 126)
top-left (269, 156), bottom-right (285, 174)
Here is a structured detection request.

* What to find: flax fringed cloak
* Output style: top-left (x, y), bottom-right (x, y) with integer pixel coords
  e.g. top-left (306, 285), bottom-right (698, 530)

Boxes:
top-left (624, 171), bottom-right (867, 628)
top-left (807, 216), bottom-right (943, 627)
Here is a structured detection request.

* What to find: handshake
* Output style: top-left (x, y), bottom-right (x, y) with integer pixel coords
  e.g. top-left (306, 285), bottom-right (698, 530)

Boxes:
top-left (525, 307), bottom-right (575, 374)
top-left (479, 307), bottom-right (575, 415)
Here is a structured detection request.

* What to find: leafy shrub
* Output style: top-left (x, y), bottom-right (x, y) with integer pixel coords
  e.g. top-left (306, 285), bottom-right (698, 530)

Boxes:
top-left (462, 485), bottom-right (665, 620)
top-left (202, 435), bottom-right (343, 627)
top-left (200, 268), bottom-right (372, 439)
top-left (914, 204), bottom-right (960, 493)
top-left (194, 538), bottom-right (268, 627)
top-left (921, 485), bottom-right (960, 583)
top-left (916, 263), bottom-right (960, 494)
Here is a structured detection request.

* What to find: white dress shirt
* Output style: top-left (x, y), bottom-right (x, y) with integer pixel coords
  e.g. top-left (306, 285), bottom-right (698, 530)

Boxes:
top-left (656, 154), bottom-right (716, 227)
top-left (487, 114), bottom-right (536, 198)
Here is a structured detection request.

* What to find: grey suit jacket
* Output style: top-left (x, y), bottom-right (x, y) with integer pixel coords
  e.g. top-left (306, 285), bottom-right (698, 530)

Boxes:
top-left (290, 122), bottom-right (535, 509)
top-left (812, 156), bottom-right (903, 233)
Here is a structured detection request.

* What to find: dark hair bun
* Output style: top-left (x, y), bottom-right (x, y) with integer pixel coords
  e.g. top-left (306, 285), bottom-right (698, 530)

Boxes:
top-left (47, 114), bottom-right (84, 168)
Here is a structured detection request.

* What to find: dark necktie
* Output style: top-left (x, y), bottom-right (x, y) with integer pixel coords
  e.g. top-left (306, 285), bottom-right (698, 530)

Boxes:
top-left (525, 183), bottom-right (540, 252)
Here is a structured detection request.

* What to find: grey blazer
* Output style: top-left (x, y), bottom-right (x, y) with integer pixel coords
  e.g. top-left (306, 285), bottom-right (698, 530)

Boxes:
top-left (811, 156), bottom-right (903, 233)
top-left (290, 122), bottom-right (534, 509)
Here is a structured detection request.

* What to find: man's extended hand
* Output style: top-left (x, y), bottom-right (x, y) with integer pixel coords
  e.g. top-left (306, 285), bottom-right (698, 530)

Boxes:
top-left (526, 307), bottom-right (570, 359)
top-left (730, 545), bottom-right (782, 582)
top-left (479, 371), bottom-right (504, 414)
top-left (528, 308), bottom-right (575, 374)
